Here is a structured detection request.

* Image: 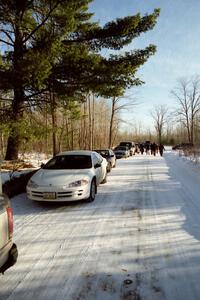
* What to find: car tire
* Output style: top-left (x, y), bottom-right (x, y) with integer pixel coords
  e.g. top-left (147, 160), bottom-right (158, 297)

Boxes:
top-left (113, 161), bottom-right (116, 168)
top-left (86, 179), bottom-right (96, 202)
top-left (101, 172), bottom-right (107, 184)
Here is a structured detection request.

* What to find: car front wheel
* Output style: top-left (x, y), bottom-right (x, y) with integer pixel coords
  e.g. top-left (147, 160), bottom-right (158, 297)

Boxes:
top-left (86, 179), bottom-right (96, 202)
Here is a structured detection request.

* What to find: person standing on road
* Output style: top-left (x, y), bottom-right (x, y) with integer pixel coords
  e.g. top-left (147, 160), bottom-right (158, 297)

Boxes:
top-left (158, 144), bottom-right (165, 156)
top-left (139, 143), bottom-right (144, 155)
top-left (145, 143), bottom-right (150, 155)
top-left (150, 142), bottom-right (157, 156)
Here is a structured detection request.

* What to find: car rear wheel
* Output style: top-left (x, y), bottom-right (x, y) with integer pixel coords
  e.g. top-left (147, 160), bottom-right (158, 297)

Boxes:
top-left (101, 172), bottom-right (107, 184)
top-left (86, 179), bottom-right (96, 202)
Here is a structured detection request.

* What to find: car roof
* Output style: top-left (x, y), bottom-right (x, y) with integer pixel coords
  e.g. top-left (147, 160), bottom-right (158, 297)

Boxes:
top-left (57, 150), bottom-right (96, 156)
top-left (94, 149), bottom-right (111, 151)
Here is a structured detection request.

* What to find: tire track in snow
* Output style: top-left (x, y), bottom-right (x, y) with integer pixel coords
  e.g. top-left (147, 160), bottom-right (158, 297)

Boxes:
top-left (1, 198), bottom-right (107, 299)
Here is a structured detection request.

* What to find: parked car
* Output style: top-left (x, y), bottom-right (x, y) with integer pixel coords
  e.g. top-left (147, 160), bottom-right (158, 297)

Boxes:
top-left (0, 181), bottom-right (18, 274)
top-left (119, 141), bottom-right (135, 156)
top-left (93, 149), bottom-right (116, 172)
top-left (26, 150), bottom-right (108, 203)
top-left (113, 146), bottom-right (130, 159)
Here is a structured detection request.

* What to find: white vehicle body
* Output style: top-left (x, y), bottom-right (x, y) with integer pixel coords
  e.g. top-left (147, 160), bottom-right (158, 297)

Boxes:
top-left (114, 146), bottom-right (130, 159)
top-left (0, 173), bottom-right (18, 274)
top-left (27, 150), bottom-right (107, 202)
top-left (93, 149), bottom-right (116, 172)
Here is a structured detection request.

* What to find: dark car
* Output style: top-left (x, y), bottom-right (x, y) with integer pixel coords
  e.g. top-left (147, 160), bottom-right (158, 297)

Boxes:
top-left (94, 149), bottom-right (116, 172)
top-left (119, 141), bottom-right (135, 156)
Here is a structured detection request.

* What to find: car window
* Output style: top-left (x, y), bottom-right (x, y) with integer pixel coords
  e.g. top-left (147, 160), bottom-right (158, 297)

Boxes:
top-left (95, 150), bottom-right (109, 157)
top-left (110, 150), bottom-right (114, 155)
top-left (43, 155), bottom-right (92, 169)
top-left (115, 146), bottom-right (127, 150)
top-left (120, 142), bottom-right (131, 147)
top-left (92, 153), bottom-right (102, 165)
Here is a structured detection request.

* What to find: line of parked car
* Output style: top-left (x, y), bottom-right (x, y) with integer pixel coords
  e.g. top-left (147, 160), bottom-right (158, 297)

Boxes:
top-left (0, 143), bottom-right (134, 274)
top-left (26, 143), bottom-right (136, 204)
top-left (26, 149), bottom-right (117, 203)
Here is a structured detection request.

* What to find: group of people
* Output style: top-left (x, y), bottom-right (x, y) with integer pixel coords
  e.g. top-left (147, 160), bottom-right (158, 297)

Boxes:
top-left (135, 141), bottom-right (165, 156)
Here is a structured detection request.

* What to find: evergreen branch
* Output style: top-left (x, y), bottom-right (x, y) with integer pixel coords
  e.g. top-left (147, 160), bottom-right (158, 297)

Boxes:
top-left (63, 9), bottom-right (160, 50)
top-left (23, 0), bottom-right (63, 44)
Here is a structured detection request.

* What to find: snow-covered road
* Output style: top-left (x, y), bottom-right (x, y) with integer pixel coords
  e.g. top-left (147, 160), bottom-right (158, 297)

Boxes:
top-left (1, 150), bottom-right (200, 300)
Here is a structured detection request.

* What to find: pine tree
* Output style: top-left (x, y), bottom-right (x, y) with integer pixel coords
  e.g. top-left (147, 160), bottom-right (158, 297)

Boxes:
top-left (0, 1), bottom-right (160, 159)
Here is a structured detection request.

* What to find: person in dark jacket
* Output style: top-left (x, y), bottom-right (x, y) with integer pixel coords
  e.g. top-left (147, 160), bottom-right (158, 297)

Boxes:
top-left (158, 144), bottom-right (165, 156)
top-left (139, 143), bottom-right (144, 155)
top-left (150, 142), bottom-right (157, 156)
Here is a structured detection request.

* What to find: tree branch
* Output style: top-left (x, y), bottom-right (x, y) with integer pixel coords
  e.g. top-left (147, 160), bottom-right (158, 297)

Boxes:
top-left (23, 0), bottom-right (63, 44)
top-left (0, 38), bottom-right (13, 47)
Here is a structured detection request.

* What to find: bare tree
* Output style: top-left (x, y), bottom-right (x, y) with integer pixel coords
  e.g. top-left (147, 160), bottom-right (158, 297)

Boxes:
top-left (171, 76), bottom-right (200, 144)
top-left (109, 95), bottom-right (137, 148)
top-left (150, 104), bottom-right (169, 143)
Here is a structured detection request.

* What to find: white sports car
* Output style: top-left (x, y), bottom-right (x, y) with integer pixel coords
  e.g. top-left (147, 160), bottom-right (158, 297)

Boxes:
top-left (26, 150), bottom-right (107, 202)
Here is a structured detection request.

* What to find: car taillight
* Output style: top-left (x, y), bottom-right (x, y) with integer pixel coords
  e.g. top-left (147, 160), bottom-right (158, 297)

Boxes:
top-left (6, 207), bottom-right (14, 238)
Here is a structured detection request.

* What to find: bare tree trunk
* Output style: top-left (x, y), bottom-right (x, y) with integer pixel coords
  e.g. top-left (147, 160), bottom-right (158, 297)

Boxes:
top-left (109, 97), bottom-right (116, 148)
top-left (65, 117), bottom-right (70, 150)
top-left (88, 94), bottom-right (92, 150)
top-left (91, 94), bottom-right (95, 149)
top-left (79, 114), bottom-right (84, 149)
top-left (50, 92), bottom-right (59, 156)
top-left (71, 120), bottom-right (74, 150)
top-left (83, 102), bottom-right (87, 149)
top-left (150, 105), bottom-right (168, 144)
top-left (0, 132), bottom-right (4, 158)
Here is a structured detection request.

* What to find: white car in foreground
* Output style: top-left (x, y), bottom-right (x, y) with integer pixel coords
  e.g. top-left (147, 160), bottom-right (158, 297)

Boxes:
top-left (26, 150), bottom-right (107, 202)
top-left (0, 188), bottom-right (18, 274)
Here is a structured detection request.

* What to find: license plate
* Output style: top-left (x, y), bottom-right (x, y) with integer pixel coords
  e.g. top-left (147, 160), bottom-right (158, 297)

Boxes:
top-left (43, 192), bottom-right (56, 199)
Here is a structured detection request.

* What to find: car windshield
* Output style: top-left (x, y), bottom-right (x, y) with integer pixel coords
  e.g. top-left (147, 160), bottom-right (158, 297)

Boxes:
top-left (120, 142), bottom-right (131, 147)
top-left (115, 146), bottom-right (127, 150)
top-left (43, 155), bottom-right (92, 169)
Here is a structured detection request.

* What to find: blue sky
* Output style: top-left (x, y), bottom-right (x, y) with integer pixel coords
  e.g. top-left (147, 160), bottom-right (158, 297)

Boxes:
top-left (89, 0), bottom-right (200, 131)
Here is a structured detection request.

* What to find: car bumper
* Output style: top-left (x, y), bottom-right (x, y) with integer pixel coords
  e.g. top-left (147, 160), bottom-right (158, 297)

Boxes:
top-left (0, 243), bottom-right (18, 274)
top-left (26, 185), bottom-right (91, 202)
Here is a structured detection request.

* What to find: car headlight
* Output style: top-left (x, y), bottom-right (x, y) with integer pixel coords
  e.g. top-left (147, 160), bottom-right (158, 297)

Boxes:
top-left (68, 179), bottom-right (89, 187)
top-left (27, 179), bottom-right (39, 188)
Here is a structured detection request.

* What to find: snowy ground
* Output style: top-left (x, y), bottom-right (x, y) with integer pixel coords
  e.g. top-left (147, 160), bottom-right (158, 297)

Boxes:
top-left (1, 149), bottom-right (200, 300)
top-left (1, 153), bottom-right (50, 184)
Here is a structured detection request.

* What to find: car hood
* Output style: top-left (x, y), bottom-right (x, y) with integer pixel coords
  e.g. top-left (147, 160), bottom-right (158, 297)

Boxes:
top-left (30, 169), bottom-right (93, 186)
